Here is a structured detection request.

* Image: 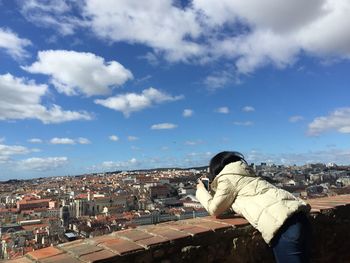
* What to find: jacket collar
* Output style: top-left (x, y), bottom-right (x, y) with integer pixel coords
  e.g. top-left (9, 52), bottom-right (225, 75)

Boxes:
top-left (210, 161), bottom-right (255, 191)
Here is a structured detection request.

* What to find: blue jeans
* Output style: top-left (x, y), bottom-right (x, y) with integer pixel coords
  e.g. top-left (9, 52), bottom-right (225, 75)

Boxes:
top-left (271, 212), bottom-right (312, 263)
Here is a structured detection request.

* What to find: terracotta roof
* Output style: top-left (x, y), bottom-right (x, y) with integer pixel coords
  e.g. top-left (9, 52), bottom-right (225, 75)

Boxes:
top-left (18, 199), bottom-right (51, 204)
top-left (21, 224), bottom-right (48, 231)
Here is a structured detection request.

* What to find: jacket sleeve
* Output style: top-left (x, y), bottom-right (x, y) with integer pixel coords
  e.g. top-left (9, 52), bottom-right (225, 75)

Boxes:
top-left (196, 178), bottom-right (237, 216)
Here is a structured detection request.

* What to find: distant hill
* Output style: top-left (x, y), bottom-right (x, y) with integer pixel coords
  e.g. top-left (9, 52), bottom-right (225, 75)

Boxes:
top-left (106, 165), bottom-right (208, 174)
top-left (1, 166), bottom-right (209, 182)
top-left (0, 179), bottom-right (22, 184)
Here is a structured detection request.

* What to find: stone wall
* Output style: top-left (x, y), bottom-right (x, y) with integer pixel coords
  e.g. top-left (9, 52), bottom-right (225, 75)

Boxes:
top-left (6, 195), bottom-right (350, 263)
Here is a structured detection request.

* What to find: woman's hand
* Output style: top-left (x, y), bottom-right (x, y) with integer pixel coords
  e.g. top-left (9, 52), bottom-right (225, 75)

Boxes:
top-left (196, 179), bottom-right (205, 190)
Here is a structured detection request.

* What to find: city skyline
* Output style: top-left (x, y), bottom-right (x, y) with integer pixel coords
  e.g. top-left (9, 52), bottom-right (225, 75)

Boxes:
top-left (1, 0), bottom-right (350, 179)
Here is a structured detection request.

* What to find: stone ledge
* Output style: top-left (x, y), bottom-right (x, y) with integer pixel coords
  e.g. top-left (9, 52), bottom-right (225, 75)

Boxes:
top-left (6, 194), bottom-right (350, 263)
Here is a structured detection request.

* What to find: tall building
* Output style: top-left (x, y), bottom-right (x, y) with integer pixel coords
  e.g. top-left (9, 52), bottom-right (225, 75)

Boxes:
top-left (60, 206), bottom-right (70, 228)
top-left (75, 199), bottom-right (87, 218)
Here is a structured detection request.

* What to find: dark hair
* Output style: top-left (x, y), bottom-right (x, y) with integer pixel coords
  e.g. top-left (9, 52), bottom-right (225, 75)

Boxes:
top-left (208, 151), bottom-right (246, 181)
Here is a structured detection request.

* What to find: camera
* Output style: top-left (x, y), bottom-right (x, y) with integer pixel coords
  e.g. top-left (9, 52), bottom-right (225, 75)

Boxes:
top-left (200, 178), bottom-right (210, 191)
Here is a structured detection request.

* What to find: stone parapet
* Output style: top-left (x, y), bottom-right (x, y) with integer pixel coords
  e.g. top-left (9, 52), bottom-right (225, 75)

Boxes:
top-left (6, 195), bottom-right (350, 263)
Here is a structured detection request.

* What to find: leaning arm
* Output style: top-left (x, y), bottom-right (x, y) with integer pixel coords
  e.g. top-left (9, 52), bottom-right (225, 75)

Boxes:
top-left (196, 178), bottom-right (237, 216)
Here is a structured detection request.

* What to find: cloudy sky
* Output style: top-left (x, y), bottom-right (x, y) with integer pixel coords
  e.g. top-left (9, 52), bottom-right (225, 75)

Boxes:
top-left (1, 0), bottom-right (350, 179)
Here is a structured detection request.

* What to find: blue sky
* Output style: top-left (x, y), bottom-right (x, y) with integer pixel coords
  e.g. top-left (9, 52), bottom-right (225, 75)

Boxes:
top-left (1, 0), bottom-right (350, 179)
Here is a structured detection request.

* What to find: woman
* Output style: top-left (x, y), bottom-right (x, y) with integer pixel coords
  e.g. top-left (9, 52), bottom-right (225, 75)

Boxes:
top-left (196, 151), bottom-right (312, 263)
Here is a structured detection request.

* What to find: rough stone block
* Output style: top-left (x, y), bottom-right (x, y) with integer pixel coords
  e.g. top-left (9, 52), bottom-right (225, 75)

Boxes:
top-left (79, 249), bottom-right (119, 263)
top-left (99, 238), bottom-right (145, 255)
top-left (40, 253), bottom-right (82, 263)
top-left (26, 246), bottom-right (64, 261)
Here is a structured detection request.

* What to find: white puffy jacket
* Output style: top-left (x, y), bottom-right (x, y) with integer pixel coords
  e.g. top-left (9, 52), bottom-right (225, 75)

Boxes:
top-left (196, 161), bottom-right (310, 244)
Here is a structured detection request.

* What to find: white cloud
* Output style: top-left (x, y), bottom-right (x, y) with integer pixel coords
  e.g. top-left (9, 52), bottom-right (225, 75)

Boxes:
top-left (84, 0), bottom-right (350, 72)
top-left (109, 135), bottom-right (119, 141)
top-left (0, 27), bottom-right (31, 59)
top-left (134, 74), bottom-right (152, 85)
top-left (129, 158), bottom-right (138, 164)
top-left (242, 106), bottom-right (255, 112)
top-left (49, 137), bottom-right (90, 145)
top-left (209, 30), bottom-right (299, 74)
top-left (246, 148), bottom-right (350, 165)
top-left (98, 158), bottom-right (140, 171)
top-left (140, 52), bottom-right (160, 66)
top-left (95, 87), bottom-right (183, 117)
top-left (193, 0), bottom-right (322, 73)
top-left (23, 50), bottom-right (133, 97)
top-left (0, 143), bottom-right (40, 166)
top-left (0, 156), bottom-right (10, 164)
top-left (215, 107), bottom-right (230, 114)
top-left (289, 115), bottom-right (304, 123)
top-left (196, 0), bottom-right (350, 73)
top-left (0, 73), bottom-right (92, 123)
top-left (204, 70), bottom-right (236, 90)
top-left (183, 109), bottom-right (194, 117)
top-left (151, 123), bottom-right (178, 130)
top-left (77, 137), bottom-right (91, 144)
top-left (233, 121), bottom-right (254, 126)
top-left (83, 0), bottom-right (203, 62)
top-left (18, 0), bottom-right (86, 35)
top-left (41, 105), bottom-right (92, 123)
top-left (127, 136), bottom-right (138, 141)
top-left (308, 108), bottom-right (350, 136)
top-left (0, 144), bottom-right (31, 156)
top-left (18, 157), bottom-right (68, 171)
top-left (28, 138), bottom-right (43, 144)
top-left (18, 0), bottom-right (350, 74)
top-left (50, 137), bottom-right (75, 145)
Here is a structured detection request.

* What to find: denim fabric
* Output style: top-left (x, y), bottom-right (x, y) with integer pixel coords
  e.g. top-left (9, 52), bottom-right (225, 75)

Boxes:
top-left (272, 212), bottom-right (312, 263)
